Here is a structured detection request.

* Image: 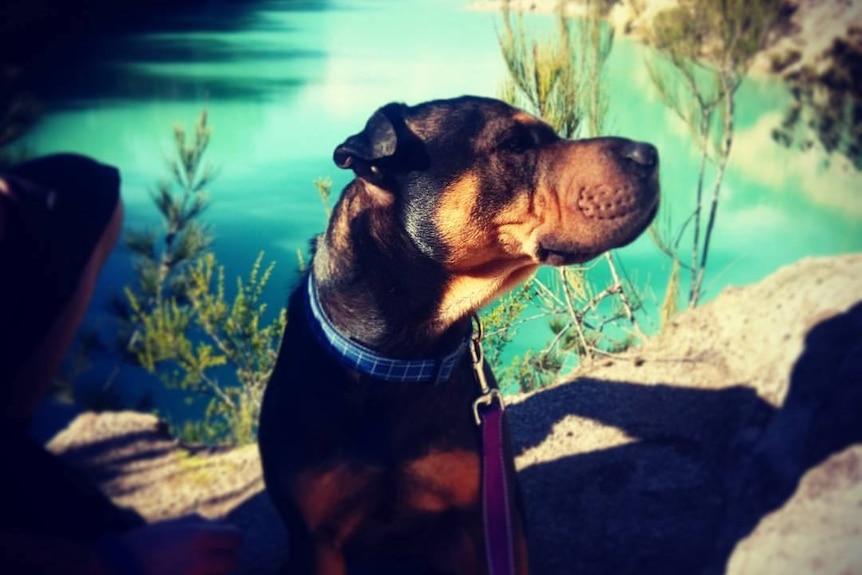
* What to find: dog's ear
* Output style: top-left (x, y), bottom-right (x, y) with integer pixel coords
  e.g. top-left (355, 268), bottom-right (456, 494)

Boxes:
top-left (333, 103), bottom-right (425, 186)
top-left (333, 105), bottom-right (400, 169)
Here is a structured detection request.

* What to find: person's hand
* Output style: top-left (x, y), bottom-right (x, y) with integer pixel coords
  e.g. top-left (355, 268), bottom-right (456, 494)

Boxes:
top-left (105, 515), bottom-right (242, 575)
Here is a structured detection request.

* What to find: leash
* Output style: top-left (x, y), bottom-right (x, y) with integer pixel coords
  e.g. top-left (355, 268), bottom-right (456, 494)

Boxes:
top-left (470, 314), bottom-right (516, 575)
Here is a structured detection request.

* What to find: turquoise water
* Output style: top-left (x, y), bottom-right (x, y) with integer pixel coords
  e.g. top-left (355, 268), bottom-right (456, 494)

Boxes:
top-left (21, 0), bottom-right (862, 422)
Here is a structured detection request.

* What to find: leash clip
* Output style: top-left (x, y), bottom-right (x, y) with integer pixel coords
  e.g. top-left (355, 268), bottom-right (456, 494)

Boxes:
top-left (470, 313), bottom-right (505, 425)
top-left (473, 388), bottom-right (504, 426)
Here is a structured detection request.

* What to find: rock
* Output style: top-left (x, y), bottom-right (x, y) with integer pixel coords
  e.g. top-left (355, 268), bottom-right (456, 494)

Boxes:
top-left (47, 411), bottom-right (285, 573)
top-left (726, 445), bottom-right (862, 575)
top-left (46, 254), bottom-right (862, 574)
top-left (507, 254), bottom-right (862, 574)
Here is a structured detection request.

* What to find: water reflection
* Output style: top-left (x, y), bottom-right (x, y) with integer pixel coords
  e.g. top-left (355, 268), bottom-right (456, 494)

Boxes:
top-left (19, 2), bottom-right (332, 108)
top-left (3, 0), bottom-right (861, 422)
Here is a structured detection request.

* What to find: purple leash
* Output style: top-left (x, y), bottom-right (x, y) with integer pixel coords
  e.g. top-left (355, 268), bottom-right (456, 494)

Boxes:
top-left (470, 316), bottom-right (516, 575)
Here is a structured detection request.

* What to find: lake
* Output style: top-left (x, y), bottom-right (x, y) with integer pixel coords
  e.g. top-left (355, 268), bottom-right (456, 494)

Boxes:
top-left (18, 0), bottom-right (862, 431)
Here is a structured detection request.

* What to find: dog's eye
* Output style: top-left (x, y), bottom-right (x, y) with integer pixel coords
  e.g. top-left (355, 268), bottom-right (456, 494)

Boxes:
top-left (499, 132), bottom-right (532, 154)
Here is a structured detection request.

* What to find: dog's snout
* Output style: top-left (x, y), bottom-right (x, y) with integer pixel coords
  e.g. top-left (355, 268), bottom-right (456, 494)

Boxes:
top-left (621, 141), bottom-right (658, 168)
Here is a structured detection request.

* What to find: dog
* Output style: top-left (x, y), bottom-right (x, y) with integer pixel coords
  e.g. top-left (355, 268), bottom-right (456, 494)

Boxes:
top-left (258, 95), bottom-right (659, 575)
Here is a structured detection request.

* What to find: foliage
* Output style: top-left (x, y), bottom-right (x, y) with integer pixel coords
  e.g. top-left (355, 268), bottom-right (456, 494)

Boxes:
top-left (647, 204), bottom-right (681, 330)
top-left (121, 112), bottom-right (286, 446)
top-left (491, 0), bottom-right (646, 394)
top-left (498, 6), bottom-right (583, 138)
top-left (642, 0), bottom-right (782, 307)
top-left (126, 252), bottom-right (285, 445)
top-left (124, 111), bottom-right (215, 309)
top-left (314, 176), bottom-right (333, 218)
top-left (481, 282), bottom-right (532, 369)
top-left (771, 38), bottom-right (862, 170)
top-left (497, 0), bottom-right (614, 140)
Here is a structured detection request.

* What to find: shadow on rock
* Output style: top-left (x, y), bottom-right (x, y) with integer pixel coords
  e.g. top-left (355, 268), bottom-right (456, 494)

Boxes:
top-left (510, 302), bottom-right (862, 575)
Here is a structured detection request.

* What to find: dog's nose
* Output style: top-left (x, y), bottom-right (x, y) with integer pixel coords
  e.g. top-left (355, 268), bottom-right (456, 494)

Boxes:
top-left (621, 141), bottom-right (658, 168)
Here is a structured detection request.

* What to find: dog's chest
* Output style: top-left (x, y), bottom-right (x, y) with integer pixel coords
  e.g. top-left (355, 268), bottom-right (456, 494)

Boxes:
top-left (331, 370), bottom-right (482, 459)
top-left (290, 442), bottom-right (483, 548)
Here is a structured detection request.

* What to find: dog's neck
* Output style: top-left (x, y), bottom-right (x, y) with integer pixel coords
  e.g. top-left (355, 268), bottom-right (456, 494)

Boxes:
top-left (311, 181), bottom-right (472, 358)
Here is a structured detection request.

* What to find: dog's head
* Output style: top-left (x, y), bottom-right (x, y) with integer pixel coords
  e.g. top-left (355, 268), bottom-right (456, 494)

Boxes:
top-left (333, 96), bottom-right (659, 323)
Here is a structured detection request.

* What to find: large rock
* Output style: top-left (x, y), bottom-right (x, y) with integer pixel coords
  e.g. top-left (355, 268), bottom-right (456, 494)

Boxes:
top-left (508, 254), bottom-right (862, 574)
top-left (725, 445), bottom-right (862, 575)
top-left (48, 254), bottom-right (862, 574)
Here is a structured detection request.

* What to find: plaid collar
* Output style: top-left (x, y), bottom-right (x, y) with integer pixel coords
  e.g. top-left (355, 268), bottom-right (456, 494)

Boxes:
top-left (305, 275), bottom-right (470, 383)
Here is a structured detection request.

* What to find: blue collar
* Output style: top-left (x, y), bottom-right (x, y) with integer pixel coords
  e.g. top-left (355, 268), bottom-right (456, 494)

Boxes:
top-left (305, 275), bottom-right (470, 383)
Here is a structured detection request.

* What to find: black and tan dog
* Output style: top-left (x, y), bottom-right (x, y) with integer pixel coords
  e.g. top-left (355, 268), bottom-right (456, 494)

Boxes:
top-left (258, 95), bottom-right (659, 575)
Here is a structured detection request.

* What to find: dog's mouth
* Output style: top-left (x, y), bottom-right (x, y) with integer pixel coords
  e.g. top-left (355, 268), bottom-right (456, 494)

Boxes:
top-left (536, 200), bottom-right (659, 267)
top-left (536, 244), bottom-right (602, 267)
